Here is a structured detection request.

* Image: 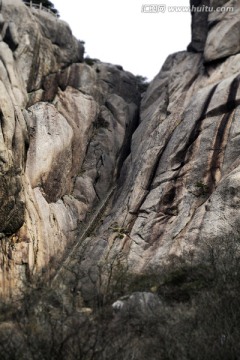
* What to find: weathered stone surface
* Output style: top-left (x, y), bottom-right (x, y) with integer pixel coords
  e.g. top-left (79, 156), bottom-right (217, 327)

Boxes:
top-left (2, 0), bottom-right (84, 93)
top-left (188, 0), bottom-right (240, 61)
top-left (100, 11), bottom-right (240, 274)
top-left (0, 0), bottom-right (140, 297)
top-left (2, 0), bottom-right (240, 300)
top-left (188, 0), bottom-right (210, 52)
top-left (25, 103), bottom-right (74, 198)
top-left (204, 1), bottom-right (240, 62)
top-left (112, 292), bottom-right (162, 317)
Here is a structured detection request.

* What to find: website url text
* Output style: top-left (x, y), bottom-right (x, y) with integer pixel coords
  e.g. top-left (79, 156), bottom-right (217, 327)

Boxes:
top-left (141, 5), bottom-right (234, 13)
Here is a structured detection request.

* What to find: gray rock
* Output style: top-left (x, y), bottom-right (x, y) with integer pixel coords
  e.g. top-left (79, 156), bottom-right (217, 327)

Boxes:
top-left (2, 0), bottom-right (240, 300)
top-left (0, 0), bottom-right (141, 296)
top-left (102, 28), bottom-right (240, 273)
top-left (188, 0), bottom-right (210, 52)
top-left (112, 292), bottom-right (162, 318)
top-left (204, 1), bottom-right (240, 62)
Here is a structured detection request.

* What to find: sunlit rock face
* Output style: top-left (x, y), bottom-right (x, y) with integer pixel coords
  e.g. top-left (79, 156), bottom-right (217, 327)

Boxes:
top-left (204, 0), bottom-right (240, 61)
top-left (1, 0), bottom-right (240, 296)
top-left (0, 0), bottom-right (140, 296)
top-left (99, 0), bottom-right (240, 272)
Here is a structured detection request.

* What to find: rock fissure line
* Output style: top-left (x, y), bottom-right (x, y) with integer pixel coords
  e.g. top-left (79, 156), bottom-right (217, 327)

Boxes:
top-left (205, 98), bottom-right (240, 119)
top-left (132, 119), bottom-right (188, 220)
top-left (208, 111), bottom-right (234, 188)
top-left (146, 85), bottom-right (224, 247)
top-left (200, 76), bottom-right (240, 121)
top-left (207, 76), bottom-right (239, 189)
top-left (165, 78), bottom-right (240, 248)
top-left (175, 84), bottom-right (218, 166)
top-left (183, 72), bottom-right (200, 93)
top-left (50, 186), bottom-right (116, 285)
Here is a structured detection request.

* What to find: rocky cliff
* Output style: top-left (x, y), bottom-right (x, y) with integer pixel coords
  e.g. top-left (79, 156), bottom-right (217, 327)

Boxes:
top-left (101, 0), bottom-right (240, 272)
top-left (0, 0), bottom-right (239, 299)
top-left (69, 0), bottom-right (240, 280)
top-left (0, 0), bottom-right (140, 296)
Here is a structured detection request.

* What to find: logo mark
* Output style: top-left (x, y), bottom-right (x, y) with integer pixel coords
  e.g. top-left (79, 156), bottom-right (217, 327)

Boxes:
top-left (141, 4), bottom-right (166, 13)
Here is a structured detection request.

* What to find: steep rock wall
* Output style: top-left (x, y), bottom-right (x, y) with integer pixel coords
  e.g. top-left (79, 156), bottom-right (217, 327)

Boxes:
top-left (1, 0), bottom-right (240, 296)
top-left (98, 0), bottom-right (240, 272)
top-left (0, 0), bottom-right (140, 296)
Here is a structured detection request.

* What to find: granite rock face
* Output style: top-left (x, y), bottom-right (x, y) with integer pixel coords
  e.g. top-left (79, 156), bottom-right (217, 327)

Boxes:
top-left (0, 0), bottom-right (140, 296)
top-left (100, 0), bottom-right (240, 273)
top-left (204, 0), bottom-right (240, 61)
top-left (188, 0), bottom-right (210, 52)
top-left (1, 0), bottom-right (240, 296)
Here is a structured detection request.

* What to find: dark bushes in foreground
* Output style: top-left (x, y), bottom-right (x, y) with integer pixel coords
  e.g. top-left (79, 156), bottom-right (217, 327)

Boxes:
top-left (0, 237), bottom-right (240, 359)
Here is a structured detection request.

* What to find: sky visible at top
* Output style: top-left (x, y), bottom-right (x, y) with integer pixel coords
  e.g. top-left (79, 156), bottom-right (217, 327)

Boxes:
top-left (53, 0), bottom-right (191, 80)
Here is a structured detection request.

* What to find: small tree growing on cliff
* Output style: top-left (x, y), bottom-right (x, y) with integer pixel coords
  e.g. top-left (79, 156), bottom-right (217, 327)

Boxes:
top-left (24, 0), bottom-right (59, 16)
top-left (135, 75), bottom-right (149, 94)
